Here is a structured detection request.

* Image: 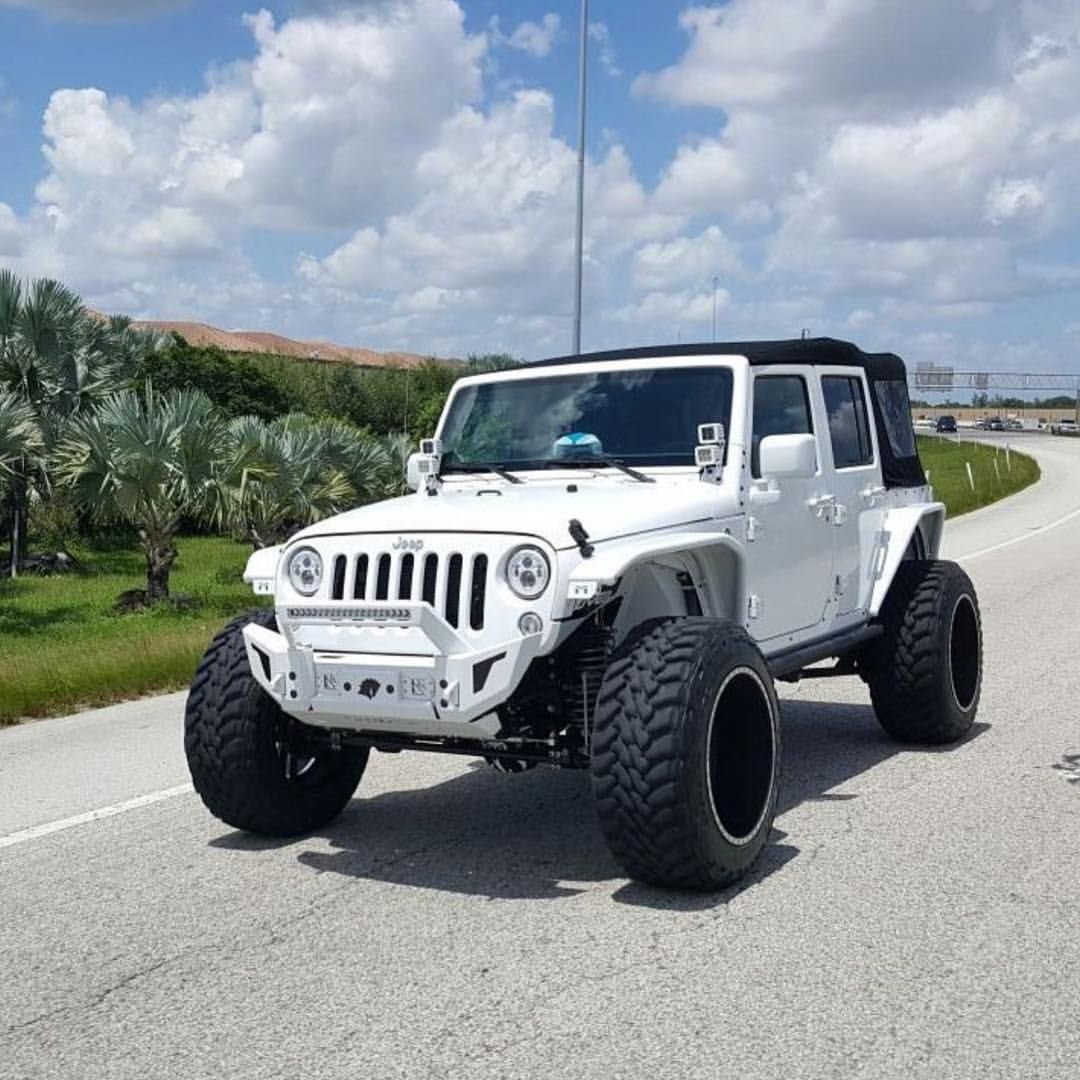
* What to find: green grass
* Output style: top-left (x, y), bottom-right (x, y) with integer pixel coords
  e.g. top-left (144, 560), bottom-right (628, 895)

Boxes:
top-left (0, 535), bottom-right (267, 726)
top-left (917, 435), bottom-right (1040, 516)
top-left (0, 438), bottom-right (1042, 725)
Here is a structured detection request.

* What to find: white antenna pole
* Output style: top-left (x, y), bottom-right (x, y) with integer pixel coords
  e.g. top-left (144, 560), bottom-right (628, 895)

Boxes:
top-left (572, 0), bottom-right (589, 355)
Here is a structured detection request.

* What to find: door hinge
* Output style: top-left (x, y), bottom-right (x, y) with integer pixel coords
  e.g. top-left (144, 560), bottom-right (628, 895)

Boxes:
top-left (747, 516), bottom-right (759, 542)
top-left (747, 594), bottom-right (762, 620)
top-left (834, 574), bottom-right (844, 597)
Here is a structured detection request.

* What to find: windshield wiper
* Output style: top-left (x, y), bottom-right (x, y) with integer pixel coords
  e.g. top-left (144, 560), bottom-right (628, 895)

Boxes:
top-left (547, 455), bottom-right (655, 484)
top-left (441, 462), bottom-right (524, 485)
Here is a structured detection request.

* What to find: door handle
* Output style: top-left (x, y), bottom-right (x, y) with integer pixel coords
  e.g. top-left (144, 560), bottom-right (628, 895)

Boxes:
top-left (860, 484), bottom-right (886, 504)
top-left (807, 494), bottom-right (836, 519)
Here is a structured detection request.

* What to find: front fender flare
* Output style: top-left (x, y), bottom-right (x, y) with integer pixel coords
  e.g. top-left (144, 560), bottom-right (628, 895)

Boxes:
top-left (565, 529), bottom-right (746, 622)
top-left (243, 545), bottom-right (283, 594)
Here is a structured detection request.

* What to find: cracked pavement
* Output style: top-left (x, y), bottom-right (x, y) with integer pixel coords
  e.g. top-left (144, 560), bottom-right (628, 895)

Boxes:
top-left (2, 433), bottom-right (1079, 1080)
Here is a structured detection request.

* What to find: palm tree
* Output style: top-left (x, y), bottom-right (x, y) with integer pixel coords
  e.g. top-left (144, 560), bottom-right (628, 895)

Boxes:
top-left (280, 415), bottom-right (391, 505)
top-left (0, 269), bottom-right (164, 574)
top-left (382, 431), bottom-right (414, 498)
top-left (0, 390), bottom-right (41, 472)
top-left (0, 272), bottom-right (80, 574)
top-left (216, 414), bottom-right (391, 548)
top-left (54, 385), bottom-right (229, 601)
top-left (0, 391), bottom-right (44, 573)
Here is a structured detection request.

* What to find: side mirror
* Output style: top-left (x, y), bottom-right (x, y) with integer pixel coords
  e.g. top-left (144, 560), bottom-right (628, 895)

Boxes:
top-left (759, 433), bottom-right (817, 480)
top-left (406, 453), bottom-right (423, 492)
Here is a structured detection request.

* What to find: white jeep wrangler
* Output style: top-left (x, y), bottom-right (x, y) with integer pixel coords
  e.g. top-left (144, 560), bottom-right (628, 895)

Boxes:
top-left (185, 338), bottom-right (982, 890)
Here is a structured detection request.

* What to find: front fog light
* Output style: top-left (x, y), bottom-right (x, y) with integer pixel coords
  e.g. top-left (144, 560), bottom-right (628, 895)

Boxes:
top-left (506, 545), bottom-right (551, 600)
top-left (287, 547), bottom-right (323, 596)
top-left (519, 612), bottom-right (543, 636)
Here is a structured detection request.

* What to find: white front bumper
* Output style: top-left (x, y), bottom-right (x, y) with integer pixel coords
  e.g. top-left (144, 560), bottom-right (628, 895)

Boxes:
top-left (242, 601), bottom-right (540, 740)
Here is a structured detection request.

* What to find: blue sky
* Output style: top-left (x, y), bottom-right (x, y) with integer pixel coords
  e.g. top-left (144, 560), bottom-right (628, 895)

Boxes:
top-left (1, 0), bottom-right (1079, 373)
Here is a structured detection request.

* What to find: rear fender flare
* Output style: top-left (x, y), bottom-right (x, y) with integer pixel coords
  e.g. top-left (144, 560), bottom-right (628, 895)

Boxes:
top-left (868, 504), bottom-right (945, 617)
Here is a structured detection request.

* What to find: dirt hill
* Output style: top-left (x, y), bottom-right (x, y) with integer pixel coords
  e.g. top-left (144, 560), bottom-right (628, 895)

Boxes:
top-left (126, 319), bottom-right (439, 369)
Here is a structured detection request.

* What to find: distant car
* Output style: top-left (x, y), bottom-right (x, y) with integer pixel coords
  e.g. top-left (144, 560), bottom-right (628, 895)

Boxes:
top-left (987, 417), bottom-right (1005, 431)
top-left (973, 418), bottom-right (988, 430)
top-left (935, 415), bottom-right (958, 433)
top-left (1006, 418), bottom-right (1023, 431)
top-left (914, 416), bottom-right (935, 428)
top-left (1051, 420), bottom-right (1079, 436)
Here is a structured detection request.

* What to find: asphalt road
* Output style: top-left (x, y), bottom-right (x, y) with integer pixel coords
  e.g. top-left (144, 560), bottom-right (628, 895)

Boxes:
top-left (3, 435), bottom-right (1079, 1080)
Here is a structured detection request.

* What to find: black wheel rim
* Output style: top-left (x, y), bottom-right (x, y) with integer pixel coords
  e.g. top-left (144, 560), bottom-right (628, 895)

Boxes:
top-left (948, 594), bottom-right (980, 712)
top-left (705, 667), bottom-right (776, 845)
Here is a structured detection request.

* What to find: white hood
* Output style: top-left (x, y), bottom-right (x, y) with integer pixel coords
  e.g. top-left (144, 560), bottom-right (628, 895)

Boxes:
top-left (292, 478), bottom-right (734, 551)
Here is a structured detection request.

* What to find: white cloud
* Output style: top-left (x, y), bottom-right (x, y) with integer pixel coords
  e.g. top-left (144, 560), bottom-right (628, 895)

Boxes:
top-left (654, 137), bottom-right (750, 216)
top-left (985, 177), bottom-right (1049, 225)
top-left (232, 3), bottom-right (485, 228)
top-left (6, 0), bottom-right (1080, 365)
top-left (23, 0), bottom-right (488, 266)
top-left (299, 88), bottom-right (683, 349)
top-left (611, 287), bottom-right (728, 330)
top-left (2, 0), bottom-right (683, 357)
top-left (0, 0), bottom-right (189, 20)
top-left (635, 0), bottom-right (1080, 337)
top-left (506, 13), bottom-right (560, 59)
top-left (631, 226), bottom-right (741, 293)
top-left (588, 22), bottom-right (621, 78)
top-left (635, 0), bottom-right (1018, 113)
top-left (0, 203), bottom-right (24, 256)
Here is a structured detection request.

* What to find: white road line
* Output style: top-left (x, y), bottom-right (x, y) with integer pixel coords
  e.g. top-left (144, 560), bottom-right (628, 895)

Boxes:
top-left (0, 783), bottom-right (194, 851)
top-left (957, 505), bottom-right (1080, 564)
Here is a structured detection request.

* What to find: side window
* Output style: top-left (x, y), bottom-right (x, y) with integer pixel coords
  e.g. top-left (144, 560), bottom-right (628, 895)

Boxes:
top-left (822, 376), bottom-right (874, 469)
top-left (751, 375), bottom-right (814, 478)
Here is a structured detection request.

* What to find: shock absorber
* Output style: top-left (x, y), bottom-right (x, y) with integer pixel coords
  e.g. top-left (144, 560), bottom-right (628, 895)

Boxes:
top-left (561, 619), bottom-right (615, 746)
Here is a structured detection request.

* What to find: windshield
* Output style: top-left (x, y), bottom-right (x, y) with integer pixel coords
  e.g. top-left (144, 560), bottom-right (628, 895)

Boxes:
top-left (439, 365), bottom-right (734, 471)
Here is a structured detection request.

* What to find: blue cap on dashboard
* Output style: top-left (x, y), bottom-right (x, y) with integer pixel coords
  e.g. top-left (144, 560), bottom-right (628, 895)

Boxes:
top-left (554, 432), bottom-right (603, 457)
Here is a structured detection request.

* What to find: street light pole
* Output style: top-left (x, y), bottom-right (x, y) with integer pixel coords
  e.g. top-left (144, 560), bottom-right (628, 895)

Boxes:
top-left (711, 275), bottom-right (719, 341)
top-left (572, 0), bottom-right (589, 355)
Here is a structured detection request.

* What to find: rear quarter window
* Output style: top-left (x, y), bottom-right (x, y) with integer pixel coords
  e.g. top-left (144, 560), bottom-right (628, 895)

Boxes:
top-left (875, 380), bottom-right (918, 458)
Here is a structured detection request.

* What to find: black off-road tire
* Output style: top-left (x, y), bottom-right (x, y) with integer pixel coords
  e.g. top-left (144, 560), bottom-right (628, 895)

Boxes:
top-left (591, 617), bottom-right (781, 891)
top-left (863, 560), bottom-right (982, 744)
top-left (184, 610), bottom-right (368, 835)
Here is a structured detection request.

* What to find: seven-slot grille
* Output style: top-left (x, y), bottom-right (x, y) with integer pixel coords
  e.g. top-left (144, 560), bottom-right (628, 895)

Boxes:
top-left (328, 549), bottom-right (489, 630)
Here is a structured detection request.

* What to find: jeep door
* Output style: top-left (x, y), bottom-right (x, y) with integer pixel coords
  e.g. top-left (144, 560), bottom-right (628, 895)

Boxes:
top-left (817, 369), bottom-right (882, 622)
top-left (745, 369), bottom-right (834, 641)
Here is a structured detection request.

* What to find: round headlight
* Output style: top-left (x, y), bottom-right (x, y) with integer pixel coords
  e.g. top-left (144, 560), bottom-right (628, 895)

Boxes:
top-left (506, 545), bottom-right (551, 600)
top-left (287, 547), bottom-right (323, 596)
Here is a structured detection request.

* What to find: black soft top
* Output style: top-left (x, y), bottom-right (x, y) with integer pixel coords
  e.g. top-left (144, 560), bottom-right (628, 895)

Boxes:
top-left (529, 337), bottom-right (924, 489)
top-left (529, 336), bottom-right (906, 379)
